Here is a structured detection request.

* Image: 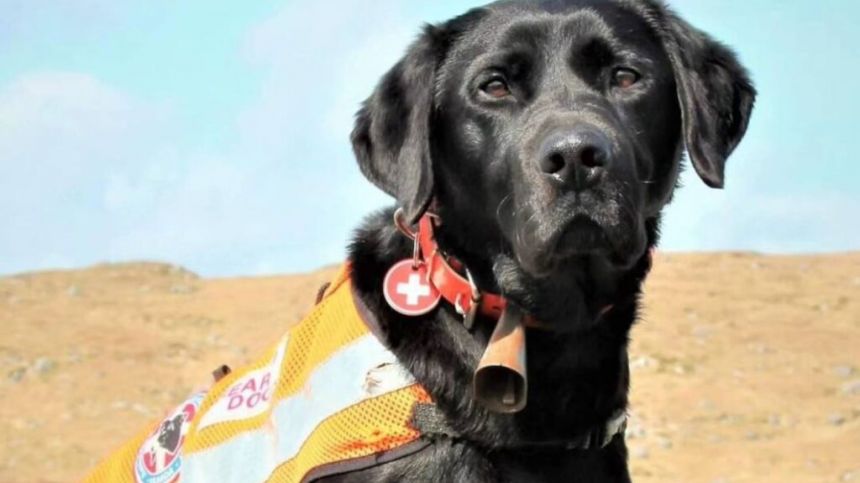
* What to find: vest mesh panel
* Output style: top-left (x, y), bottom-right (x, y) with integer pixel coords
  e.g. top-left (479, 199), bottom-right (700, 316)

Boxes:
top-left (84, 266), bottom-right (430, 483)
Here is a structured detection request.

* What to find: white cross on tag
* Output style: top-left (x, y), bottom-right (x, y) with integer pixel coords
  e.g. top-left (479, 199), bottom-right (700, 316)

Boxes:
top-left (396, 273), bottom-right (431, 306)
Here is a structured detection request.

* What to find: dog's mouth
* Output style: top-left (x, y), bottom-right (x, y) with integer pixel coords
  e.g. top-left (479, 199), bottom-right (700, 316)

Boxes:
top-left (551, 215), bottom-right (611, 258)
top-left (510, 194), bottom-right (644, 276)
top-left (515, 216), bottom-right (610, 277)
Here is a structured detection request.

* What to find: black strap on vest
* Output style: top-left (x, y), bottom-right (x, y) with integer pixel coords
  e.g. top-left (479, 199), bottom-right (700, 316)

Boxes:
top-left (411, 403), bottom-right (627, 451)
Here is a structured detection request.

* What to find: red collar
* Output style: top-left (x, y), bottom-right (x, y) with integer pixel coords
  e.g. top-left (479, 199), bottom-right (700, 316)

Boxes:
top-left (416, 215), bottom-right (508, 320)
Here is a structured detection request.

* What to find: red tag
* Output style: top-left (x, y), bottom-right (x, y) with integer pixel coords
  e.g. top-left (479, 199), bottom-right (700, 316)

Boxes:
top-left (383, 259), bottom-right (441, 316)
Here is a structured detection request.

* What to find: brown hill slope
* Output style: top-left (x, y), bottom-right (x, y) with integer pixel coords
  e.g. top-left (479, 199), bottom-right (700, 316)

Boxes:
top-left (1, 253), bottom-right (858, 482)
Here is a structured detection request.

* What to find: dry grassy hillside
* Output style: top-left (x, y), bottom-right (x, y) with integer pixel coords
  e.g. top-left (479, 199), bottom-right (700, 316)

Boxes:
top-left (1, 253), bottom-right (858, 482)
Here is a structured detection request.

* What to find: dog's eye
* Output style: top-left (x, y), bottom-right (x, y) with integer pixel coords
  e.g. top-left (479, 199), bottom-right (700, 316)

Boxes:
top-left (480, 77), bottom-right (511, 99)
top-left (612, 68), bottom-right (640, 89)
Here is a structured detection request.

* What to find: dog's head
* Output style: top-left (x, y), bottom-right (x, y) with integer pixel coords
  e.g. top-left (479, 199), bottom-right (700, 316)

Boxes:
top-left (353, 0), bottom-right (754, 277)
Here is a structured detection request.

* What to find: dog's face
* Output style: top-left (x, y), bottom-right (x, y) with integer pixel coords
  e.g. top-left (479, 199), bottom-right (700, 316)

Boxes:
top-left (432, 2), bottom-right (684, 273)
top-left (353, 0), bottom-right (754, 277)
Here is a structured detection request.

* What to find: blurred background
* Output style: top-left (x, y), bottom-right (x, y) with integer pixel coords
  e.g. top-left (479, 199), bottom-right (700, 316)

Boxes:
top-left (0, 1), bottom-right (858, 482)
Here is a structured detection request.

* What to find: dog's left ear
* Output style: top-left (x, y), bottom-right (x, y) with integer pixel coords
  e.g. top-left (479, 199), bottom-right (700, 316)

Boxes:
top-left (351, 24), bottom-right (451, 224)
top-left (661, 11), bottom-right (756, 188)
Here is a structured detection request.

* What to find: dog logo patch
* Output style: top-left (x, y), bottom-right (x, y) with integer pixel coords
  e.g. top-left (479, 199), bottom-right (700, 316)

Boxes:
top-left (134, 391), bottom-right (205, 483)
top-left (383, 259), bottom-right (441, 316)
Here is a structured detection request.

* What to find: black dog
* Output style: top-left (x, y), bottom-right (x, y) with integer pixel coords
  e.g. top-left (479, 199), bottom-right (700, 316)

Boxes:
top-left (339, 0), bottom-right (754, 481)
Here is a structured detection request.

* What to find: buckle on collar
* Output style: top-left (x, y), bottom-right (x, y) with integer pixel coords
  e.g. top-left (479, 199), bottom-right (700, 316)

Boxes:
top-left (454, 268), bottom-right (481, 331)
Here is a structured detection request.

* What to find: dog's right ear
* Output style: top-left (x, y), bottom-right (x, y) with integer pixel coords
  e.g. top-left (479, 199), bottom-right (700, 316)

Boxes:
top-left (351, 10), bottom-right (484, 224)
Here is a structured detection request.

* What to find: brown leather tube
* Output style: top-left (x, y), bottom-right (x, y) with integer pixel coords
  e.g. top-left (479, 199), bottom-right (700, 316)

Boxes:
top-left (473, 304), bottom-right (528, 413)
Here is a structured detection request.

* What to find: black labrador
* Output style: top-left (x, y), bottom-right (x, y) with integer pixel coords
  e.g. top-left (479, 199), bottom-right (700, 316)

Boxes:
top-left (340, 0), bottom-right (754, 481)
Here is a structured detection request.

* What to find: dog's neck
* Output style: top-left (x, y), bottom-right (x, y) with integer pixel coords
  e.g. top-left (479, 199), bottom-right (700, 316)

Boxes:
top-left (348, 208), bottom-right (656, 449)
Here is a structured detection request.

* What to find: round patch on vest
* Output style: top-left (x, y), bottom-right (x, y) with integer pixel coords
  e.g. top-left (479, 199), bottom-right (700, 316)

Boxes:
top-left (383, 259), bottom-right (441, 316)
top-left (134, 391), bottom-right (205, 483)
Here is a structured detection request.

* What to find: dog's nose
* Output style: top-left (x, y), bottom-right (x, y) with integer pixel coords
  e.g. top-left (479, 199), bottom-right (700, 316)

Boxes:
top-left (538, 128), bottom-right (612, 190)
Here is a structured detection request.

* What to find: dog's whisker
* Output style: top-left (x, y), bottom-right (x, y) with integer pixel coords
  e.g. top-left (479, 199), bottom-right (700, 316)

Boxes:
top-left (495, 194), bottom-right (512, 224)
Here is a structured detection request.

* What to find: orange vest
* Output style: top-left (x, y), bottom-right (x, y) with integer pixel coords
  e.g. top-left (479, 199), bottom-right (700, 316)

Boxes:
top-left (85, 265), bottom-right (432, 483)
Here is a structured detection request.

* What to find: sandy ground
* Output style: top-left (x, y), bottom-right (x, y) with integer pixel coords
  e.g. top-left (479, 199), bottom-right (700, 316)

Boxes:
top-left (1, 252), bottom-right (858, 482)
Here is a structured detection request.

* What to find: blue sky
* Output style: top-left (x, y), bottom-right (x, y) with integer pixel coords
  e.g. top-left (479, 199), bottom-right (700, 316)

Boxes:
top-left (0, 0), bottom-right (857, 277)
